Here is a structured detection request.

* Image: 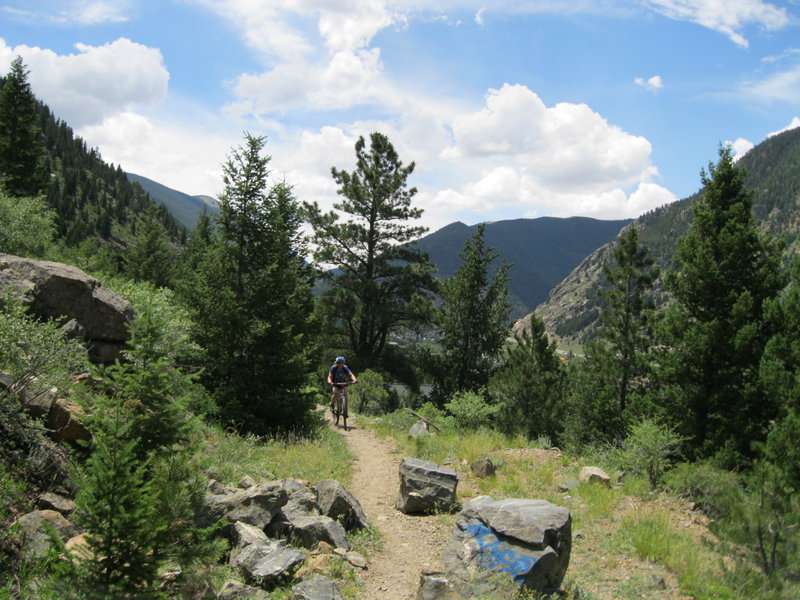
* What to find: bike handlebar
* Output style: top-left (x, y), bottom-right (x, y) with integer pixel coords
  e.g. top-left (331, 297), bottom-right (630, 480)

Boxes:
top-left (330, 381), bottom-right (357, 386)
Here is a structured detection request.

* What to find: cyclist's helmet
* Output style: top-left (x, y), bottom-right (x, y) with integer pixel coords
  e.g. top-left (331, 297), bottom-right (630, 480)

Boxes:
top-left (335, 356), bottom-right (346, 364)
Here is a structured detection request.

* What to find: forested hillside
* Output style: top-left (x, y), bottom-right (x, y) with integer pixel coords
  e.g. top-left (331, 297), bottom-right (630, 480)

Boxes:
top-left (528, 126), bottom-right (800, 346)
top-left (415, 216), bottom-right (631, 318)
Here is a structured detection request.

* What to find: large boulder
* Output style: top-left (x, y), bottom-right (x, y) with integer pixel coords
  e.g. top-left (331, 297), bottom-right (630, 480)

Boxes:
top-left (396, 458), bottom-right (459, 514)
top-left (429, 496), bottom-right (571, 598)
top-left (198, 481), bottom-right (290, 531)
top-left (0, 253), bottom-right (134, 363)
top-left (313, 479), bottom-right (369, 531)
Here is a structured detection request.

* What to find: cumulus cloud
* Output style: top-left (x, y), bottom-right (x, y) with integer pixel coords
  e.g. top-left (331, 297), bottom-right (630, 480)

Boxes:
top-left (0, 38), bottom-right (168, 127)
top-left (635, 75), bottom-right (664, 91)
top-left (435, 83), bottom-right (670, 219)
top-left (79, 111), bottom-right (237, 197)
top-left (643, 0), bottom-right (790, 47)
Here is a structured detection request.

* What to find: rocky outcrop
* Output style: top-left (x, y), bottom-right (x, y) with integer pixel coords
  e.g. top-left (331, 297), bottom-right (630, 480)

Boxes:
top-left (291, 575), bottom-right (344, 600)
top-left (0, 253), bottom-right (134, 363)
top-left (417, 496), bottom-right (572, 598)
top-left (396, 458), bottom-right (459, 514)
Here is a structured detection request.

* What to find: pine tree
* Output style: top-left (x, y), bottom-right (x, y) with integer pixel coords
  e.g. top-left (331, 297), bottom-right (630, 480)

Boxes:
top-left (0, 57), bottom-right (46, 197)
top-left (182, 134), bottom-right (316, 433)
top-left (490, 316), bottom-right (566, 442)
top-left (432, 224), bottom-right (511, 401)
top-left (304, 132), bottom-right (436, 371)
top-left (659, 146), bottom-right (785, 461)
top-left (125, 203), bottom-right (175, 288)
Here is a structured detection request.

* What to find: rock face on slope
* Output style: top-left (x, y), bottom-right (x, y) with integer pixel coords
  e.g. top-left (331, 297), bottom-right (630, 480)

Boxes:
top-left (0, 253), bottom-right (134, 363)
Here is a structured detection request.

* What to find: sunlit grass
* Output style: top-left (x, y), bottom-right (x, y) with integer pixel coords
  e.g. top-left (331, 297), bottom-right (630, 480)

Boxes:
top-left (198, 417), bottom-right (353, 487)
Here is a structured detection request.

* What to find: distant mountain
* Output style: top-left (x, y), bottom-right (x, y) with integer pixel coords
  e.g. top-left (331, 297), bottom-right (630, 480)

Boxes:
top-left (126, 173), bottom-right (218, 230)
top-left (415, 217), bottom-right (632, 319)
top-left (519, 126), bottom-right (800, 347)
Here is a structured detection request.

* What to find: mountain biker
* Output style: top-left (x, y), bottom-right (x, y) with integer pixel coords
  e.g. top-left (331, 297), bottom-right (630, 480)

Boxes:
top-left (328, 356), bottom-right (357, 417)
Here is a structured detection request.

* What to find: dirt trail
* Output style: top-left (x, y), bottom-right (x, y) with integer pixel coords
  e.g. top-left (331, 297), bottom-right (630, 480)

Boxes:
top-left (332, 416), bottom-right (451, 599)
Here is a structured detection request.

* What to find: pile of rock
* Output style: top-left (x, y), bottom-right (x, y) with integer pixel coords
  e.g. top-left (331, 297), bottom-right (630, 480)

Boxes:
top-left (12, 476), bottom-right (369, 599)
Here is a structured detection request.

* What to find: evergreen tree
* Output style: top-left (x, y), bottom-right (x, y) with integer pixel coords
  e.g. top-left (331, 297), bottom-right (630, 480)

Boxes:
top-left (0, 57), bottom-right (46, 197)
top-left (659, 146), bottom-right (785, 461)
top-left (182, 134), bottom-right (316, 433)
top-left (490, 316), bottom-right (566, 442)
top-left (432, 224), bottom-right (511, 401)
top-left (72, 398), bottom-right (164, 598)
top-left (304, 132), bottom-right (436, 371)
top-left (595, 226), bottom-right (660, 415)
top-left (124, 203), bottom-right (174, 288)
top-left (760, 260), bottom-right (800, 489)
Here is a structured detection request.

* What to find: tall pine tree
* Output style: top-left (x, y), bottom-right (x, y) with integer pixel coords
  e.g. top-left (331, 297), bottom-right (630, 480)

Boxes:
top-left (0, 57), bottom-right (46, 197)
top-left (182, 134), bottom-right (316, 434)
top-left (659, 146), bottom-right (785, 462)
top-left (304, 132), bottom-right (436, 373)
top-left (432, 224), bottom-right (511, 402)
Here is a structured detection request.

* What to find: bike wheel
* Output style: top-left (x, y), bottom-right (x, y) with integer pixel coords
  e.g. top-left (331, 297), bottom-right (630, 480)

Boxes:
top-left (341, 393), bottom-right (348, 431)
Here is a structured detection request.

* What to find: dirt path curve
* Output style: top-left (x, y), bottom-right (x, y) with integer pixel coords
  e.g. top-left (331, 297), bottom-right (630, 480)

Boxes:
top-left (331, 416), bottom-right (451, 599)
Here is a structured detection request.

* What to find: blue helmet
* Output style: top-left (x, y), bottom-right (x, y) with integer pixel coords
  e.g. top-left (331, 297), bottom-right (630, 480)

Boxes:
top-left (335, 356), bottom-right (346, 364)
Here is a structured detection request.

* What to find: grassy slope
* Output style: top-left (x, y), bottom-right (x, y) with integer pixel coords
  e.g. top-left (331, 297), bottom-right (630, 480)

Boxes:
top-left (362, 411), bottom-right (794, 600)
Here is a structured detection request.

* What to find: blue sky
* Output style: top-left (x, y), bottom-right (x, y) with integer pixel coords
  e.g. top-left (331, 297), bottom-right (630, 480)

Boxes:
top-left (2, 0), bottom-right (799, 233)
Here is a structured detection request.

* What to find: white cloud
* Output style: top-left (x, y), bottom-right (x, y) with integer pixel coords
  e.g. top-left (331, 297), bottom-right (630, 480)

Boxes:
top-left (635, 75), bottom-right (664, 91)
top-left (725, 137), bottom-right (755, 161)
top-left (2, 0), bottom-right (132, 25)
top-left (433, 83), bottom-right (668, 219)
top-left (768, 116), bottom-right (800, 137)
top-left (475, 7), bottom-right (486, 25)
top-left (740, 65), bottom-right (800, 103)
top-left (78, 111), bottom-right (237, 197)
top-left (0, 38), bottom-right (168, 127)
top-left (643, 0), bottom-right (790, 48)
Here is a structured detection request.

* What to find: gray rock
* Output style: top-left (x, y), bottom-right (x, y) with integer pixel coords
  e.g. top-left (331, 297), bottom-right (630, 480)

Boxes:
top-left (291, 575), bottom-right (343, 600)
top-left (13, 509), bottom-right (78, 561)
top-left (232, 540), bottom-right (306, 586)
top-left (217, 580), bottom-right (271, 599)
top-left (198, 481), bottom-right (289, 530)
top-left (313, 479), bottom-right (369, 530)
top-left (469, 458), bottom-right (496, 478)
top-left (288, 516), bottom-right (350, 551)
top-left (441, 496), bottom-right (571, 595)
top-left (414, 573), bottom-right (474, 600)
top-left (578, 466), bottom-right (610, 487)
top-left (409, 420), bottom-right (431, 438)
top-left (396, 458), bottom-right (459, 514)
top-left (0, 254), bottom-right (134, 363)
top-left (238, 475), bottom-right (257, 489)
top-left (37, 492), bottom-right (76, 516)
top-left (207, 479), bottom-right (230, 496)
top-left (558, 479), bottom-right (579, 493)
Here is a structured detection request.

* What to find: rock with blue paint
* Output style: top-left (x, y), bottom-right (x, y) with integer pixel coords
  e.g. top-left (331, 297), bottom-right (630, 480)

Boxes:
top-left (417, 496), bottom-right (571, 598)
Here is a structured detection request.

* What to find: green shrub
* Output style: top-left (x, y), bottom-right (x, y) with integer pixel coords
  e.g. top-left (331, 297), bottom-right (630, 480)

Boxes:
top-left (444, 390), bottom-right (498, 431)
top-left (664, 460), bottom-right (742, 519)
top-left (351, 369), bottom-right (390, 415)
top-left (0, 189), bottom-right (56, 258)
top-left (613, 418), bottom-right (684, 489)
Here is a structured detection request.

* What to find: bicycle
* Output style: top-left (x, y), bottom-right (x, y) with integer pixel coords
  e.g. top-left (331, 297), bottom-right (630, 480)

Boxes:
top-left (330, 381), bottom-right (356, 431)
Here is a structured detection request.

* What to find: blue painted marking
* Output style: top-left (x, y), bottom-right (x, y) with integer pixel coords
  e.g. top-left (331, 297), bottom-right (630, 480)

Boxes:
top-left (464, 523), bottom-right (536, 585)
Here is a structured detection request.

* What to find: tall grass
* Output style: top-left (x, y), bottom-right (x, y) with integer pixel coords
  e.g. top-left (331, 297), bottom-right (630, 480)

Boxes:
top-left (199, 419), bottom-right (353, 486)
